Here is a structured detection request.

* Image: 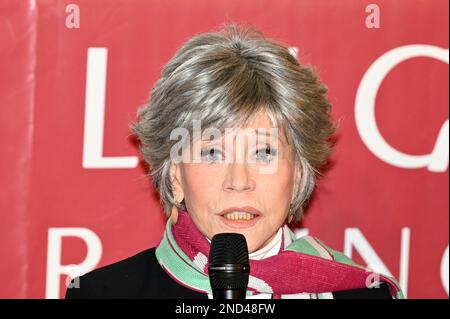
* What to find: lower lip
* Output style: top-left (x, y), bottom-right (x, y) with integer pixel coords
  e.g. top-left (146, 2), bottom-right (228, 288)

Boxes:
top-left (218, 215), bottom-right (261, 229)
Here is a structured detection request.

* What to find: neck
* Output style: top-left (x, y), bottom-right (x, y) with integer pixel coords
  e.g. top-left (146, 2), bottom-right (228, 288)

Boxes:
top-left (248, 228), bottom-right (283, 260)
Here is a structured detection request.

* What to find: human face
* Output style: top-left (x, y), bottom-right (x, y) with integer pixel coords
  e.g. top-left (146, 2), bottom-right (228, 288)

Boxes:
top-left (170, 111), bottom-right (299, 253)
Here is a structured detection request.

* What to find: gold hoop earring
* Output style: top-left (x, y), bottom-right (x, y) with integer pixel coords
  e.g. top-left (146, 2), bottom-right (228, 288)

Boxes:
top-left (170, 202), bottom-right (179, 225)
top-left (287, 213), bottom-right (294, 224)
top-left (170, 196), bottom-right (184, 225)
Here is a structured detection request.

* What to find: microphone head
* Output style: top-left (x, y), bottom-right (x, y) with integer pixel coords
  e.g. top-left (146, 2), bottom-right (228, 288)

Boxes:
top-left (208, 233), bottom-right (250, 292)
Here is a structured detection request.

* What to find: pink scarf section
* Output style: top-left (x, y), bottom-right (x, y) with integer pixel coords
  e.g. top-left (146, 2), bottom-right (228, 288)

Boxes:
top-left (171, 210), bottom-right (402, 298)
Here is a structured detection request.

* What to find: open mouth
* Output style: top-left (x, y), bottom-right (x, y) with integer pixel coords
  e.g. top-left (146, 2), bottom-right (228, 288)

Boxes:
top-left (218, 206), bottom-right (262, 228)
top-left (222, 211), bottom-right (257, 221)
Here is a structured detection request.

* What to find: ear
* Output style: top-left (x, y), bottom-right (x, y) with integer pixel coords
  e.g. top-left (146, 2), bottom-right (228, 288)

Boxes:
top-left (169, 162), bottom-right (184, 202)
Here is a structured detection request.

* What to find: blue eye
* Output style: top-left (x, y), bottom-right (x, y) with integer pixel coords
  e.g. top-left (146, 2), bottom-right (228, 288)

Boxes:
top-left (256, 146), bottom-right (277, 162)
top-left (201, 147), bottom-right (222, 163)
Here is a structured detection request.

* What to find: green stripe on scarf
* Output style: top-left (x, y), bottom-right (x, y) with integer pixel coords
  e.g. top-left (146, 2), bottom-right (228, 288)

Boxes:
top-left (156, 221), bottom-right (212, 293)
top-left (156, 219), bottom-right (405, 299)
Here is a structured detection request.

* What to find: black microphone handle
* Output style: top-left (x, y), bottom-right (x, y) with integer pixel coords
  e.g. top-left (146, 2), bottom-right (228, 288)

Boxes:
top-left (212, 289), bottom-right (247, 299)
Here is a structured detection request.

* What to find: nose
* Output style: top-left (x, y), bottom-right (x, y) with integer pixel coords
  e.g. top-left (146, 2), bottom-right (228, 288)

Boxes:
top-left (222, 162), bottom-right (256, 192)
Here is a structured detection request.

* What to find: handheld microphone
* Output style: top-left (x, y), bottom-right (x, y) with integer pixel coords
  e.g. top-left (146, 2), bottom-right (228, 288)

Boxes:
top-left (208, 233), bottom-right (250, 299)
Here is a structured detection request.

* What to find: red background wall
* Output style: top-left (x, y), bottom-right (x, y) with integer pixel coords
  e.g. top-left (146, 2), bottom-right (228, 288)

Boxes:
top-left (0, 0), bottom-right (448, 298)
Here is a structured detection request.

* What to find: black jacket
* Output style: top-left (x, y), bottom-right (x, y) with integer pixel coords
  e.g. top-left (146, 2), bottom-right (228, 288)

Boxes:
top-left (65, 247), bottom-right (392, 299)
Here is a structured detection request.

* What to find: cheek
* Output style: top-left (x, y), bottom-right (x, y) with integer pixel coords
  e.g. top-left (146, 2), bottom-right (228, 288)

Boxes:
top-left (181, 165), bottom-right (223, 213)
top-left (182, 166), bottom-right (211, 195)
top-left (261, 163), bottom-right (294, 196)
top-left (258, 164), bottom-right (294, 220)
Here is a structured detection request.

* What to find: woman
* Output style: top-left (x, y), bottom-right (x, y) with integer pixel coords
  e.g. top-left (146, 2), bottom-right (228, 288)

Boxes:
top-left (66, 24), bottom-right (404, 299)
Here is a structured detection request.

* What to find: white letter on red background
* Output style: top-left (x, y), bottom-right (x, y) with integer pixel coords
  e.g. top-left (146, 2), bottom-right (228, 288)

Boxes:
top-left (45, 228), bottom-right (102, 299)
top-left (83, 47), bottom-right (139, 169)
top-left (441, 245), bottom-right (449, 296)
top-left (355, 45), bottom-right (449, 172)
top-left (344, 227), bottom-right (410, 298)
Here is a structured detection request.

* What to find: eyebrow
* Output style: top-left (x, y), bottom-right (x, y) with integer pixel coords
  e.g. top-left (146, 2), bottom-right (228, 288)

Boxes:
top-left (201, 128), bottom-right (277, 139)
top-left (200, 131), bottom-right (281, 149)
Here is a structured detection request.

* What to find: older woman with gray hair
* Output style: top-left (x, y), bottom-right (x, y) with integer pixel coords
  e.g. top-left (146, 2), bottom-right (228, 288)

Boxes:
top-left (66, 24), bottom-right (404, 299)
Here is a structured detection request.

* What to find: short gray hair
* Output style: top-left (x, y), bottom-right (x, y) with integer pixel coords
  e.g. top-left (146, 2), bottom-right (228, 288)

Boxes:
top-left (130, 23), bottom-right (337, 223)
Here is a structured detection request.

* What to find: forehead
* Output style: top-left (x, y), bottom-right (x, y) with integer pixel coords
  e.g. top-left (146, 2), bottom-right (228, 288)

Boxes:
top-left (217, 111), bottom-right (275, 137)
top-left (245, 110), bottom-right (273, 127)
top-left (197, 112), bottom-right (289, 146)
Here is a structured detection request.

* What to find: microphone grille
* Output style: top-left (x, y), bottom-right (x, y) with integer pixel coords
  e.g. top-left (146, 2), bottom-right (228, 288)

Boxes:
top-left (209, 233), bottom-right (249, 265)
top-left (209, 233), bottom-right (250, 290)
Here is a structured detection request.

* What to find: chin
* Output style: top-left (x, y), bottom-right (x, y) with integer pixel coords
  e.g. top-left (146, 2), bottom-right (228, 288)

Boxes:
top-left (247, 246), bottom-right (258, 254)
top-left (244, 239), bottom-right (261, 253)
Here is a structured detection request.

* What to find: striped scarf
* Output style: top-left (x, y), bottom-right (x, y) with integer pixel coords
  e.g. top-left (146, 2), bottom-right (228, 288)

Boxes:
top-left (155, 210), bottom-right (404, 299)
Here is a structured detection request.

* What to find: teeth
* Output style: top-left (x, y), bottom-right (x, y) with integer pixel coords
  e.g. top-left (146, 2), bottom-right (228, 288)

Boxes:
top-left (223, 211), bottom-right (256, 221)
